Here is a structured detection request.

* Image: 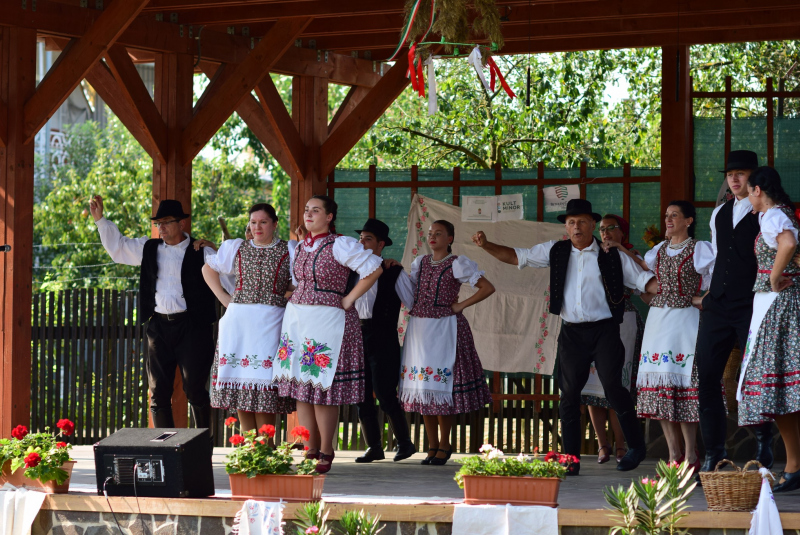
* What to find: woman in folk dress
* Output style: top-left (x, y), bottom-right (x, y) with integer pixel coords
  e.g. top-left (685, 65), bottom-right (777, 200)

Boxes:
top-left (635, 201), bottom-right (714, 471)
top-left (399, 220), bottom-right (494, 466)
top-left (738, 167), bottom-right (800, 493)
top-left (272, 196), bottom-right (382, 474)
top-left (584, 214), bottom-right (645, 464)
top-left (202, 203), bottom-right (296, 434)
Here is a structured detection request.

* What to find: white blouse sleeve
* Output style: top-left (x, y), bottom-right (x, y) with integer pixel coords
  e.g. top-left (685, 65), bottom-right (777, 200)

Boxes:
top-left (287, 239), bottom-right (299, 286)
top-left (395, 270), bottom-right (415, 308)
top-left (760, 209), bottom-right (799, 249)
top-left (693, 240), bottom-right (716, 291)
top-left (643, 242), bottom-right (666, 271)
top-left (409, 256), bottom-right (423, 286)
top-left (452, 255), bottom-right (485, 288)
top-left (332, 236), bottom-right (383, 278)
top-left (204, 239), bottom-right (243, 275)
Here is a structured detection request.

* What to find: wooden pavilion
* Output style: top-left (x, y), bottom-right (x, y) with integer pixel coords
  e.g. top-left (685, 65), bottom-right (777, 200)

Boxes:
top-left (1, 0), bottom-right (799, 436)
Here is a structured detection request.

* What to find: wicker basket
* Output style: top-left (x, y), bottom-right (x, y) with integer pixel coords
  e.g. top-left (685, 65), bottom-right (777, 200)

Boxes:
top-left (699, 460), bottom-right (767, 512)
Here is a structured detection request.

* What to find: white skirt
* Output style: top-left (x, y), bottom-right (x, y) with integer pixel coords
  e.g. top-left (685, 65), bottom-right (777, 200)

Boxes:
top-left (636, 306), bottom-right (699, 389)
top-left (216, 303), bottom-right (285, 391)
top-left (271, 303), bottom-right (346, 391)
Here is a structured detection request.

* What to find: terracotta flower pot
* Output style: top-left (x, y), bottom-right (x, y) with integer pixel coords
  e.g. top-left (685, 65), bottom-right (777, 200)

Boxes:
top-left (0, 459), bottom-right (76, 494)
top-left (229, 473), bottom-right (325, 502)
top-left (462, 475), bottom-right (561, 507)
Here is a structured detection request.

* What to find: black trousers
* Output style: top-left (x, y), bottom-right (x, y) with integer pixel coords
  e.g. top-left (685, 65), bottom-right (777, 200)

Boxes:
top-left (559, 318), bottom-right (635, 454)
top-left (146, 314), bottom-right (215, 411)
top-left (356, 322), bottom-right (404, 421)
top-left (696, 293), bottom-right (753, 413)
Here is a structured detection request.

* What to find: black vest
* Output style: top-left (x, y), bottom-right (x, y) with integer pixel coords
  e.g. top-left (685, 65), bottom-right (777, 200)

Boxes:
top-left (139, 238), bottom-right (218, 326)
top-left (709, 200), bottom-right (760, 300)
top-left (548, 238), bottom-right (626, 324)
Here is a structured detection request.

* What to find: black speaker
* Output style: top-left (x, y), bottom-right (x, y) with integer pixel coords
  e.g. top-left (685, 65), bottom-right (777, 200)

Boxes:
top-left (94, 428), bottom-right (214, 498)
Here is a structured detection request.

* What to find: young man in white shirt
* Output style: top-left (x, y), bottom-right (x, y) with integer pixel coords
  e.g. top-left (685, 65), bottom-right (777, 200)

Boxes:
top-left (90, 196), bottom-right (218, 431)
top-left (473, 199), bottom-right (657, 474)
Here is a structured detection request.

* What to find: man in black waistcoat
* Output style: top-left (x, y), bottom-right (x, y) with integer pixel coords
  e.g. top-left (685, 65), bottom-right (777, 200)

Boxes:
top-left (90, 196), bottom-right (218, 430)
top-left (473, 199), bottom-right (658, 474)
top-left (695, 150), bottom-right (775, 475)
top-left (350, 219), bottom-right (417, 463)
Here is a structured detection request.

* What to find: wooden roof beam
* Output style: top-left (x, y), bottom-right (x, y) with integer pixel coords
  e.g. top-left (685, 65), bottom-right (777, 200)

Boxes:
top-left (104, 45), bottom-right (168, 162)
top-left (0, 98), bottom-right (7, 148)
top-left (328, 85), bottom-right (369, 136)
top-left (180, 16), bottom-right (311, 166)
top-left (22, 0), bottom-right (149, 143)
top-left (254, 77), bottom-right (307, 180)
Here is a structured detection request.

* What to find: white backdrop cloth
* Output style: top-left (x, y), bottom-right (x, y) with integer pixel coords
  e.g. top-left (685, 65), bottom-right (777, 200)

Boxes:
top-left (400, 195), bottom-right (566, 375)
top-left (452, 504), bottom-right (558, 535)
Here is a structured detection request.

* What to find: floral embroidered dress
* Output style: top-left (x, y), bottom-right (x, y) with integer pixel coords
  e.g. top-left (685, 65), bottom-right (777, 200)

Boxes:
top-left (581, 288), bottom-right (645, 409)
top-left (272, 234), bottom-right (382, 405)
top-left (399, 254), bottom-right (493, 415)
top-left (738, 206), bottom-right (800, 426)
top-left (636, 239), bottom-right (715, 422)
top-left (206, 238), bottom-right (296, 413)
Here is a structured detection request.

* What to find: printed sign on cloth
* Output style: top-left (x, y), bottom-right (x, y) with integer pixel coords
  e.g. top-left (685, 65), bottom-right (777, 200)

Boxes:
top-left (496, 194), bottom-right (524, 221)
top-left (543, 185), bottom-right (579, 213)
top-left (462, 196), bottom-right (496, 222)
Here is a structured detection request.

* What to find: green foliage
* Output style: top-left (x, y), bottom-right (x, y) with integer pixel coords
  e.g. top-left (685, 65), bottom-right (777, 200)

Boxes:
top-left (338, 510), bottom-right (384, 535)
top-left (224, 428), bottom-right (317, 477)
top-left (294, 502), bottom-right (333, 535)
top-left (454, 444), bottom-right (569, 489)
top-left (604, 460), bottom-right (697, 535)
top-left (0, 425), bottom-right (73, 485)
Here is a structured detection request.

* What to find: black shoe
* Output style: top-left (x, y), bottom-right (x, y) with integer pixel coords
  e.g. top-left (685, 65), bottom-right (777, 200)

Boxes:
top-left (773, 470), bottom-right (800, 493)
top-left (616, 448), bottom-right (646, 471)
top-left (421, 448), bottom-right (437, 465)
top-left (355, 447), bottom-right (385, 463)
top-left (393, 440), bottom-right (417, 462)
top-left (753, 422), bottom-right (775, 469)
top-left (429, 448), bottom-right (452, 466)
top-left (697, 408), bottom-right (729, 483)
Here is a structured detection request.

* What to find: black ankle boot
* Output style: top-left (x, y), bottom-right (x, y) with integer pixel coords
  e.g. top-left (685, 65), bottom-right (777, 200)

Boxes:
top-left (697, 408), bottom-right (728, 481)
top-left (355, 413), bottom-right (385, 463)
top-left (753, 422), bottom-right (774, 469)
top-left (386, 408), bottom-right (417, 461)
top-left (616, 410), bottom-right (646, 471)
top-left (151, 407), bottom-right (175, 428)
top-left (190, 403), bottom-right (212, 429)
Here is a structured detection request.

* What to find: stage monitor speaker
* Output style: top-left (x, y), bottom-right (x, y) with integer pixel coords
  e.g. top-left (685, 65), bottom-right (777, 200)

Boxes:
top-left (94, 427), bottom-right (214, 498)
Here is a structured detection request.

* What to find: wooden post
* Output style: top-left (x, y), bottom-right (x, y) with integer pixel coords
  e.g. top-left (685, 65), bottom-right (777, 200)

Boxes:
top-left (0, 28), bottom-right (36, 437)
top-left (660, 45), bottom-right (693, 226)
top-left (149, 52), bottom-right (194, 428)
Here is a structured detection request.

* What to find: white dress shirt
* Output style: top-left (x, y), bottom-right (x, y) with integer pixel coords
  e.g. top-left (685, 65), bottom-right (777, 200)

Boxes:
top-left (514, 239), bottom-right (654, 323)
top-left (95, 217), bottom-right (214, 314)
top-left (355, 270), bottom-right (415, 320)
top-left (709, 196), bottom-right (754, 254)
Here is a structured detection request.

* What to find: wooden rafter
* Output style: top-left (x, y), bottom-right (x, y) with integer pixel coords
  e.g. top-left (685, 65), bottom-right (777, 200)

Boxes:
top-left (180, 16), bottom-right (311, 165)
top-left (0, 97), bottom-right (7, 148)
top-left (319, 54), bottom-right (411, 177)
top-left (328, 85), bottom-right (369, 136)
top-left (254, 77), bottom-right (306, 179)
top-left (22, 0), bottom-right (149, 143)
top-left (105, 45), bottom-right (168, 162)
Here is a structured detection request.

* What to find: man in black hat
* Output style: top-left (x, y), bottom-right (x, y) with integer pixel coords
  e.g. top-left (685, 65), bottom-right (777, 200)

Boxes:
top-left (349, 219), bottom-right (417, 463)
top-left (89, 195), bottom-right (218, 430)
top-left (694, 150), bottom-right (775, 475)
top-left (472, 199), bottom-right (658, 473)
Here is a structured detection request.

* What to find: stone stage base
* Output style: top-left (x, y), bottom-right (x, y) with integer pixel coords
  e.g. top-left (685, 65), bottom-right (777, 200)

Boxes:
top-left (31, 447), bottom-right (800, 534)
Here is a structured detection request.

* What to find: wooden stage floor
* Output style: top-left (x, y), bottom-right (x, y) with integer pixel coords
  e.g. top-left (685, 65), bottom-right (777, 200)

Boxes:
top-left (66, 446), bottom-right (800, 512)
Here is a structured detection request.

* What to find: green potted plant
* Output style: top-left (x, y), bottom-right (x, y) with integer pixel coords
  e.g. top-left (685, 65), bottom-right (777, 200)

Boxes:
top-left (454, 444), bottom-right (575, 507)
top-left (225, 418), bottom-right (323, 502)
top-left (0, 419), bottom-right (75, 493)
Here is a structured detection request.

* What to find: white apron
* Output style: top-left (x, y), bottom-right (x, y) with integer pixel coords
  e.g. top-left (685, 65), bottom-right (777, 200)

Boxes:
top-left (271, 302), bottom-right (346, 391)
top-left (737, 292), bottom-right (779, 402)
top-left (581, 310), bottom-right (638, 398)
top-left (399, 315), bottom-right (458, 406)
top-left (636, 306), bottom-right (699, 389)
top-left (215, 303), bottom-right (284, 391)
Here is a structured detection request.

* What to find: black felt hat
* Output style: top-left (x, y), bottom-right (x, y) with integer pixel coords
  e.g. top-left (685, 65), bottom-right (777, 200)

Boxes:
top-left (720, 150), bottom-right (759, 173)
top-left (355, 218), bottom-right (393, 247)
top-left (150, 200), bottom-right (190, 221)
top-left (557, 198), bottom-right (602, 223)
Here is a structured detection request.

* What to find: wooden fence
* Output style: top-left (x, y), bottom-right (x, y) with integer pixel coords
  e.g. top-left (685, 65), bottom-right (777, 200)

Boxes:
top-left (31, 289), bottom-right (573, 453)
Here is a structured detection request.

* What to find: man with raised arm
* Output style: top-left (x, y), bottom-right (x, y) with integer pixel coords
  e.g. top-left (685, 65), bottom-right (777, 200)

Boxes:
top-left (90, 195), bottom-right (218, 431)
top-left (472, 199), bottom-right (657, 474)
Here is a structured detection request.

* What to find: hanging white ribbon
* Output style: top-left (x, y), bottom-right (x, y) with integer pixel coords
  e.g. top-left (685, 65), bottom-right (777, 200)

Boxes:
top-left (467, 46), bottom-right (491, 92)
top-left (424, 56), bottom-right (438, 115)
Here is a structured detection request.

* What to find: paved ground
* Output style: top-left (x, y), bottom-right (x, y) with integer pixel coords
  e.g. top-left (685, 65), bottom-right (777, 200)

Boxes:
top-left (68, 446), bottom-right (800, 511)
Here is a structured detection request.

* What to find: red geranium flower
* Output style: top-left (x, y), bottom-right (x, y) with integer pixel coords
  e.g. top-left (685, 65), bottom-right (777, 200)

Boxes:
top-left (544, 451), bottom-right (558, 462)
top-left (11, 425), bottom-right (28, 440)
top-left (229, 434), bottom-right (245, 446)
top-left (291, 426), bottom-right (311, 442)
top-left (224, 417), bottom-right (238, 427)
top-left (57, 419), bottom-right (75, 436)
top-left (56, 442), bottom-right (68, 449)
top-left (24, 452), bottom-right (41, 468)
top-left (259, 424), bottom-right (276, 438)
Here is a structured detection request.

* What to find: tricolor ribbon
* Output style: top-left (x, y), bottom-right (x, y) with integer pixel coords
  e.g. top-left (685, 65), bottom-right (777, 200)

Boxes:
top-left (487, 56), bottom-right (516, 99)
